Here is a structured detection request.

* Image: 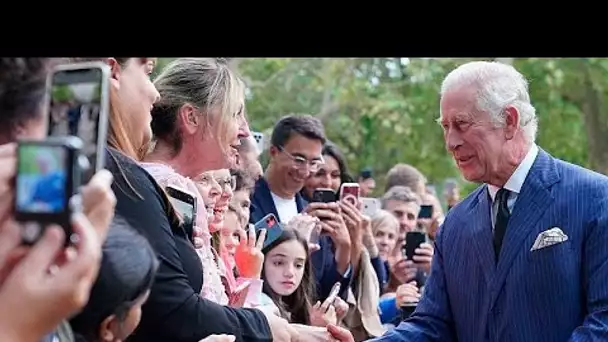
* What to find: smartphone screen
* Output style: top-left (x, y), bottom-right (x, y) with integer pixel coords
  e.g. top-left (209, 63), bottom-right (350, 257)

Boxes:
top-left (47, 63), bottom-right (110, 182)
top-left (312, 188), bottom-right (336, 203)
top-left (418, 205), bottom-right (434, 219)
top-left (16, 144), bottom-right (68, 215)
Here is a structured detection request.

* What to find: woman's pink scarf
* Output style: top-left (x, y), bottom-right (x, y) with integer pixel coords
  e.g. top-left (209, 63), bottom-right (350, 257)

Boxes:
top-left (139, 162), bottom-right (229, 305)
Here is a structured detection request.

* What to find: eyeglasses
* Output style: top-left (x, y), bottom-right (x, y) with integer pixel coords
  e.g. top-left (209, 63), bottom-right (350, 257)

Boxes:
top-left (277, 146), bottom-right (324, 173)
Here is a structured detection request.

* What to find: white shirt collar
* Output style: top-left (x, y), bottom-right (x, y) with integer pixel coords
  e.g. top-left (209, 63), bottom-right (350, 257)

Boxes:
top-left (488, 144), bottom-right (539, 201)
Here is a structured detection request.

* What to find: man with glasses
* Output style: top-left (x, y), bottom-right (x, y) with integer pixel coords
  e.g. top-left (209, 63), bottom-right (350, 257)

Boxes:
top-left (250, 114), bottom-right (352, 300)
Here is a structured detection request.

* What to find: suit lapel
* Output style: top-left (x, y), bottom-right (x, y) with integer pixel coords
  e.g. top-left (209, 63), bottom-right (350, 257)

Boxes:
top-left (469, 186), bottom-right (496, 285)
top-left (252, 177), bottom-right (280, 222)
top-left (489, 149), bottom-right (560, 306)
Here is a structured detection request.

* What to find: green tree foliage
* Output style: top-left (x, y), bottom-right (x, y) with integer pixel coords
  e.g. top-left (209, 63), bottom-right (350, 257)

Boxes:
top-left (151, 58), bottom-right (608, 198)
top-left (52, 85), bottom-right (74, 103)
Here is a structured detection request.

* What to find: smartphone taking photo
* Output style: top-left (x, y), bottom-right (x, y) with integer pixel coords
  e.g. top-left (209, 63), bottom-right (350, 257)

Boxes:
top-left (15, 137), bottom-right (83, 244)
top-left (46, 62), bottom-right (110, 183)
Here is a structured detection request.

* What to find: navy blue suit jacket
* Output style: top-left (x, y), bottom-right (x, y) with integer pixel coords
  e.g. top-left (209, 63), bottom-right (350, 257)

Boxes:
top-left (249, 177), bottom-right (352, 300)
top-left (373, 149), bottom-right (608, 341)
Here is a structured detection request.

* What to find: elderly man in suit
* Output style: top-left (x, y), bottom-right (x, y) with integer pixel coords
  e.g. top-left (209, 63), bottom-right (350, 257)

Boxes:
top-left (328, 61), bottom-right (608, 342)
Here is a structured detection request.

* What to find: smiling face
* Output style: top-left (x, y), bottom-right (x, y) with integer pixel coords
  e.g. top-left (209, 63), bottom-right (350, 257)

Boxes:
top-left (211, 168), bottom-right (233, 226)
top-left (263, 239), bottom-right (307, 296)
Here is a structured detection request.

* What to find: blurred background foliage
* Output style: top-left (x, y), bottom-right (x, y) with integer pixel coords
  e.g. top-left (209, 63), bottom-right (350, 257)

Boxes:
top-left (152, 58), bottom-right (608, 199)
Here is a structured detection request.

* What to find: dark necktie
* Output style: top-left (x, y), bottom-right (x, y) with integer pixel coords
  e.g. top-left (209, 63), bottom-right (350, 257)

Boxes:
top-left (493, 188), bottom-right (511, 261)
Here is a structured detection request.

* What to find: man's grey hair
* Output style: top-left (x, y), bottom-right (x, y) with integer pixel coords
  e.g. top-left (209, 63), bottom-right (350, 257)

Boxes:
top-left (381, 185), bottom-right (421, 209)
top-left (439, 61), bottom-right (538, 143)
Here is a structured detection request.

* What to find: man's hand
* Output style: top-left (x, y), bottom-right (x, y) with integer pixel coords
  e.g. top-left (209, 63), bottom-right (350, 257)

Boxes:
top-left (412, 242), bottom-right (434, 274)
top-left (80, 169), bottom-right (116, 242)
top-left (327, 324), bottom-right (355, 342)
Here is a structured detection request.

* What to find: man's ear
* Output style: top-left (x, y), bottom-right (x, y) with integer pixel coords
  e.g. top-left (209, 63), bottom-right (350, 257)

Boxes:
top-left (107, 58), bottom-right (121, 90)
top-left (503, 105), bottom-right (520, 140)
top-left (268, 145), bottom-right (280, 159)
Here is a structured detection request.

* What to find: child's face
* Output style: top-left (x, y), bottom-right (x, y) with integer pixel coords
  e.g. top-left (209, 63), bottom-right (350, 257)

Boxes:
top-left (220, 211), bottom-right (242, 265)
top-left (263, 239), bottom-right (307, 296)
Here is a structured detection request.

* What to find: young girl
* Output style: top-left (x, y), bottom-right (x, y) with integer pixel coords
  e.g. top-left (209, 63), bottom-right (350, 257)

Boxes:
top-left (257, 228), bottom-right (336, 327)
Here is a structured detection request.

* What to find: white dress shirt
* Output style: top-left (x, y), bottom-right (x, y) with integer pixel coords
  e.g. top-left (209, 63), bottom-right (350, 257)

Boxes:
top-left (487, 144), bottom-right (539, 229)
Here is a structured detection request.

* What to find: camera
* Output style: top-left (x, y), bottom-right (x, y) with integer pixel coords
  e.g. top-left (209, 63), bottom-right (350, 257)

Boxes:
top-left (14, 136), bottom-right (87, 245)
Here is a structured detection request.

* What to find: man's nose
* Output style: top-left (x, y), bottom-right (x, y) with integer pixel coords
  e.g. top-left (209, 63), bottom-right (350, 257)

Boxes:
top-left (445, 127), bottom-right (463, 151)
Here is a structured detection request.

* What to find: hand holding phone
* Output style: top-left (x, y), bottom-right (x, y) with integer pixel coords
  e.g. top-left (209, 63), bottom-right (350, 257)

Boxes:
top-left (403, 231), bottom-right (427, 262)
top-left (311, 188), bottom-right (336, 203)
top-left (15, 137), bottom-right (84, 245)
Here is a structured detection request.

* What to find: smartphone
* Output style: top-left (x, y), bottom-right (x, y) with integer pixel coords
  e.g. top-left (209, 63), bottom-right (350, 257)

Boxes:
top-left (340, 182), bottom-right (360, 205)
top-left (311, 188), bottom-right (336, 203)
top-left (15, 137), bottom-right (83, 244)
top-left (360, 197), bottom-right (381, 217)
top-left (252, 131), bottom-right (265, 153)
top-left (403, 231), bottom-right (427, 261)
top-left (46, 62), bottom-right (110, 183)
top-left (254, 213), bottom-right (282, 249)
top-left (323, 282), bottom-right (341, 310)
top-left (166, 185), bottom-right (197, 244)
top-left (418, 205), bottom-right (434, 219)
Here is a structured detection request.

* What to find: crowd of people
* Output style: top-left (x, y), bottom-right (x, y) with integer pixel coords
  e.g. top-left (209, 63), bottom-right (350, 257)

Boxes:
top-left (0, 57), bottom-right (606, 342)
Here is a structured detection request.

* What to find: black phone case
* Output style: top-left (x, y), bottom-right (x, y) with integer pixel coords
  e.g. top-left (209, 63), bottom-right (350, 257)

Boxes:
top-left (404, 232), bottom-right (426, 261)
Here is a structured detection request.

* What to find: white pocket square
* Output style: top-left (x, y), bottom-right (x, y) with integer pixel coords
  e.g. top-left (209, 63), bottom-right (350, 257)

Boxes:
top-left (531, 227), bottom-right (568, 251)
